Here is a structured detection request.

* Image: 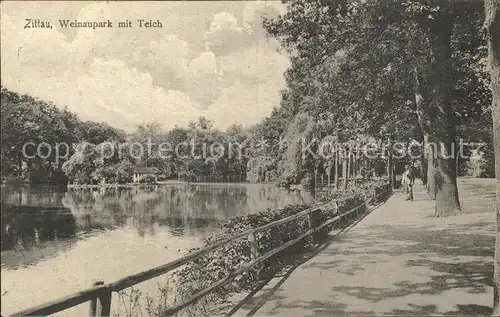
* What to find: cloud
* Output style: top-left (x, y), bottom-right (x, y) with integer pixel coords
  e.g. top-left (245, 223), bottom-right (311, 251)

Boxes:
top-left (1, 2), bottom-right (290, 132)
top-left (242, 1), bottom-right (285, 34)
top-left (75, 58), bottom-right (201, 130)
top-left (220, 47), bottom-right (289, 86)
top-left (185, 52), bottom-right (223, 107)
top-left (204, 12), bottom-right (253, 56)
top-left (1, 12), bottom-right (72, 78)
top-left (131, 34), bottom-right (190, 90)
top-left (1, 10), bottom-right (201, 131)
top-left (205, 79), bottom-right (285, 130)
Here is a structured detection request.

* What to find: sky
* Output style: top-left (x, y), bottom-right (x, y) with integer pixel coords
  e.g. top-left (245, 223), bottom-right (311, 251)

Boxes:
top-left (0, 1), bottom-right (290, 132)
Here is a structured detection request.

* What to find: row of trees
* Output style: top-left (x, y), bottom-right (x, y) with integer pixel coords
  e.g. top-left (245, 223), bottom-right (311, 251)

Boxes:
top-left (0, 87), bottom-right (253, 184)
top-left (2, 84), bottom-right (392, 186)
top-left (0, 67), bottom-right (493, 187)
top-left (105, 118), bottom-right (251, 183)
top-left (253, 0), bottom-right (494, 216)
top-left (258, 0), bottom-right (499, 311)
top-left (0, 86), bottom-right (126, 184)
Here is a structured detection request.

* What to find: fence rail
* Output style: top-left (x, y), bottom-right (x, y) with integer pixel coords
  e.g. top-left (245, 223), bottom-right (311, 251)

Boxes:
top-left (8, 184), bottom-right (392, 317)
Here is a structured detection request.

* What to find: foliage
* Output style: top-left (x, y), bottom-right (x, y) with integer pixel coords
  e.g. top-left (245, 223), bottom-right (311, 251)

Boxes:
top-left (316, 179), bottom-right (392, 204)
top-left (62, 143), bottom-right (98, 184)
top-left (257, 0), bottom-right (493, 216)
top-left (300, 172), bottom-right (314, 191)
top-left (246, 156), bottom-right (274, 182)
top-left (1, 87), bottom-right (253, 184)
top-left (1, 87), bottom-right (126, 184)
top-left (137, 174), bottom-right (158, 184)
top-left (169, 181), bottom-right (389, 315)
top-left (178, 170), bottom-right (197, 183)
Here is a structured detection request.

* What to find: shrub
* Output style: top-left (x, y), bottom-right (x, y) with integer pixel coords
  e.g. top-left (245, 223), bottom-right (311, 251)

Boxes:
top-left (316, 179), bottom-right (391, 204)
top-left (178, 170), bottom-right (197, 182)
top-left (155, 181), bottom-right (391, 316)
top-left (265, 170), bottom-right (278, 182)
top-left (300, 172), bottom-right (314, 191)
top-left (171, 203), bottom-right (318, 315)
top-left (277, 174), bottom-right (296, 188)
top-left (138, 175), bottom-right (157, 184)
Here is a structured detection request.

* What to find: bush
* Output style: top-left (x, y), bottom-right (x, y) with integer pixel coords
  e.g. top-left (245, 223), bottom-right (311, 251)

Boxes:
top-left (265, 170), bottom-right (279, 182)
top-left (178, 170), bottom-right (197, 182)
top-left (300, 172), bottom-right (314, 191)
top-left (47, 169), bottom-right (69, 185)
top-left (138, 175), bottom-right (157, 184)
top-left (172, 203), bottom-right (317, 315)
top-left (170, 181), bottom-right (391, 315)
top-left (277, 174), bottom-right (296, 188)
top-left (316, 179), bottom-right (391, 204)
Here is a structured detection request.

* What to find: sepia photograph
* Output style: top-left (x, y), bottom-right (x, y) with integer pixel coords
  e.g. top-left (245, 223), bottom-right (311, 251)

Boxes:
top-left (0, 0), bottom-right (499, 316)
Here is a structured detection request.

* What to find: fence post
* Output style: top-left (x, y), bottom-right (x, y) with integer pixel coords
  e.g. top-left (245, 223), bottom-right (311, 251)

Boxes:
top-left (307, 210), bottom-right (317, 244)
top-left (97, 289), bottom-right (112, 317)
top-left (89, 281), bottom-right (112, 317)
top-left (248, 232), bottom-right (258, 260)
top-left (89, 281), bottom-right (103, 316)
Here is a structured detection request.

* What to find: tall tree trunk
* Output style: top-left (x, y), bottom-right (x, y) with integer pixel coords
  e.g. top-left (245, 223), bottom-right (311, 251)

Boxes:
top-left (334, 149), bottom-right (339, 188)
top-left (352, 153), bottom-right (356, 187)
top-left (27, 160), bottom-right (32, 183)
top-left (485, 0), bottom-right (500, 314)
top-left (421, 148), bottom-right (428, 185)
top-left (347, 151), bottom-right (351, 187)
top-left (343, 151), bottom-right (348, 189)
top-left (427, 157), bottom-right (436, 198)
top-left (413, 67), bottom-right (431, 189)
top-left (327, 167), bottom-right (331, 187)
top-left (355, 154), bottom-right (359, 187)
top-left (18, 154), bottom-right (23, 178)
top-left (427, 14), bottom-right (461, 216)
top-left (314, 167), bottom-right (318, 191)
top-left (426, 134), bottom-right (437, 200)
top-left (392, 164), bottom-right (397, 188)
top-left (387, 137), bottom-right (394, 188)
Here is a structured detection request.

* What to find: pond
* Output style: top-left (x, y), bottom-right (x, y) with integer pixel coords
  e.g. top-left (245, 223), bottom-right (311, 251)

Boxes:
top-left (0, 183), bottom-right (313, 316)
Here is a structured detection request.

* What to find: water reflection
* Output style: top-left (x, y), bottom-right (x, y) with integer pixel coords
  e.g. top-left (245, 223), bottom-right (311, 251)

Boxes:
top-left (1, 203), bottom-right (78, 268)
top-left (1, 183), bottom-right (312, 315)
top-left (1, 183), bottom-right (312, 269)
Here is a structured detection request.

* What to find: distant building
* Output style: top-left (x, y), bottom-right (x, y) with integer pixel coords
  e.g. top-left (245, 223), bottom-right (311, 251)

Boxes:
top-left (133, 167), bottom-right (159, 183)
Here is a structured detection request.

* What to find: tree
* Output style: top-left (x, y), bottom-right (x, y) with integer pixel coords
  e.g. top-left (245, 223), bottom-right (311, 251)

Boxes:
top-left (77, 121), bottom-right (126, 144)
top-left (130, 122), bottom-right (169, 173)
top-left (484, 0), bottom-right (500, 313)
top-left (62, 143), bottom-right (98, 184)
top-left (1, 87), bottom-right (128, 184)
top-left (263, 0), bottom-right (490, 216)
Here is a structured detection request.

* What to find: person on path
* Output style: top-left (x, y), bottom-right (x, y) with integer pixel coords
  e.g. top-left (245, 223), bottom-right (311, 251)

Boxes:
top-left (402, 164), bottom-right (415, 201)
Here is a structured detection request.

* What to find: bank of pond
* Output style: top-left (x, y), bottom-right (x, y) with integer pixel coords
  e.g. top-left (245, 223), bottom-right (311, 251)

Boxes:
top-left (0, 180), bottom-right (389, 316)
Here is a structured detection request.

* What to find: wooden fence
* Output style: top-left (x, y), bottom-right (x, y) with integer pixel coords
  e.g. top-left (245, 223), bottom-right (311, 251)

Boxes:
top-left (8, 184), bottom-right (392, 317)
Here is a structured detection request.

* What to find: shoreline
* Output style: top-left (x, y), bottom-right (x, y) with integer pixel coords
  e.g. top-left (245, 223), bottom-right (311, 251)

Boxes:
top-left (65, 181), bottom-right (277, 189)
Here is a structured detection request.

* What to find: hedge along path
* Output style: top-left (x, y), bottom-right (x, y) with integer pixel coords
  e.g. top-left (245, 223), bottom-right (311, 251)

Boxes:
top-left (9, 184), bottom-right (392, 317)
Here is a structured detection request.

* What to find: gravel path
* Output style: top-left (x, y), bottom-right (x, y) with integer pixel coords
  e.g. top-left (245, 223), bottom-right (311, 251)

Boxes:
top-left (229, 180), bottom-right (495, 316)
